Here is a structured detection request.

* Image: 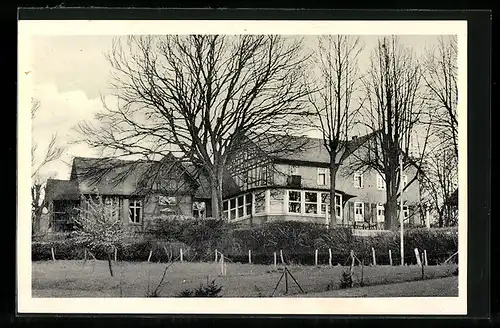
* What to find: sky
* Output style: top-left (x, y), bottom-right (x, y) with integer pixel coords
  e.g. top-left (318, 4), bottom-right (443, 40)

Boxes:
top-left (30, 34), bottom-right (444, 181)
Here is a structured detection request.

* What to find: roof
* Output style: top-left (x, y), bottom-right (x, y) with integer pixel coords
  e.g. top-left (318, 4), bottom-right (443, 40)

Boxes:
top-left (71, 156), bottom-right (198, 196)
top-left (255, 132), bottom-right (376, 165)
top-left (45, 179), bottom-right (80, 201)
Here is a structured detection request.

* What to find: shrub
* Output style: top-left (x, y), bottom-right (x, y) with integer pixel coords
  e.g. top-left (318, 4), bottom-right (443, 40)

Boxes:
top-left (339, 270), bottom-right (353, 289)
top-left (177, 280), bottom-right (223, 297)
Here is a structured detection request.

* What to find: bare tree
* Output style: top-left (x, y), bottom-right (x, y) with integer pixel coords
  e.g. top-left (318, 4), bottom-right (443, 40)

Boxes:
top-left (354, 36), bottom-right (430, 230)
top-left (423, 35), bottom-right (458, 157)
top-left (307, 35), bottom-right (364, 226)
top-left (77, 35), bottom-right (312, 220)
top-left (420, 148), bottom-right (458, 227)
top-left (31, 98), bottom-right (64, 233)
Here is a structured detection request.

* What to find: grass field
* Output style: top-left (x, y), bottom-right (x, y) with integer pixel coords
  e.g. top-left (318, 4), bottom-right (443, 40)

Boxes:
top-left (295, 276), bottom-right (459, 297)
top-left (32, 260), bottom-right (458, 298)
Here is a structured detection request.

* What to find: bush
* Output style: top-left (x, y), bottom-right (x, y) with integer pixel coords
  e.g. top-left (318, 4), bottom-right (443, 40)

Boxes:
top-left (339, 270), bottom-right (353, 289)
top-left (177, 279), bottom-right (223, 297)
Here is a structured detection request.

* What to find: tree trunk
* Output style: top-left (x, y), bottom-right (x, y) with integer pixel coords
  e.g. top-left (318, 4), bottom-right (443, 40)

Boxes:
top-left (329, 162), bottom-right (339, 227)
top-left (385, 194), bottom-right (399, 230)
top-left (209, 169), bottom-right (224, 220)
top-left (107, 252), bottom-right (114, 277)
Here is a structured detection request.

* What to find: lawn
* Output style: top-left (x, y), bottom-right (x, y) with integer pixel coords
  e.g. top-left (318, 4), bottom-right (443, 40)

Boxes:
top-left (296, 276), bottom-right (459, 297)
top-left (32, 260), bottom-right (458, 298)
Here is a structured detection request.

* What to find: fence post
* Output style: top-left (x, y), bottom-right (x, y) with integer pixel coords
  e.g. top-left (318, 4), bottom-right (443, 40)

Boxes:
top-left (273, 252), bottom-right (277, 269)
top-left (421, 253), bottom-right (425, 279)
top-left (424, 249), bottom-right (428, 266)
top-left (147, 249), bottom-right (153, 262)
top-left (315, 249), bottom-right (319, 266)
top-left (220, 254), bottom-right (224, 276)
top-left (51, 247), bottom-right (56, 262)
top-left (328, 248), bottom-right (332, 267)
top-left (371, 247), bottom-right (376, 266)
top-left (280, 250), bottom-right (285, 265)
top-left (389, 249), bottom-right (393, 266)
top-left (414, 248), bottom-right (422, 266)
top-left (215, 249), bottom-right (218, 263)
top-left (248, 249), bottom-right (252, 264)
top-left (114, 247), bottom-right (118, 262)
top-left (180, 248), bottom-right (184, 263)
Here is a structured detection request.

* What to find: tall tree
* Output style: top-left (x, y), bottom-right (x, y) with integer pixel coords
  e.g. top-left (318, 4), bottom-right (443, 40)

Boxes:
top-left (307, 35), bottom-right (364, 226)
top-left (31, 98), bottom-right (64, 233)
top-left (77, 35), bottom-right (311, 220)
top-left (423, 35), bottom-right (458, 157)
top-left (420, 148), bottom-right (458, 227)
top-left (355, 36), bottom-right (430, 230)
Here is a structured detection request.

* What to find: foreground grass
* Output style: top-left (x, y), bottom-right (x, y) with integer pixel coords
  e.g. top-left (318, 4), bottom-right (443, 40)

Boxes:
top-left (296, 276), bottom-right (459, 297)
top-left (32, 260), bottom-right (458, 298)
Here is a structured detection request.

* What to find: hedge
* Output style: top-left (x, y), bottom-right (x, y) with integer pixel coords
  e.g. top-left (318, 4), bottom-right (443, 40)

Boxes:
top-left (33, 218), bottom-right (458, 265)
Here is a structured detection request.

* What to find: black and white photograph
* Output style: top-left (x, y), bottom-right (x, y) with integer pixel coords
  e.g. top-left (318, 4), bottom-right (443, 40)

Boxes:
top-left (17, 19), bottom-right (468, 315)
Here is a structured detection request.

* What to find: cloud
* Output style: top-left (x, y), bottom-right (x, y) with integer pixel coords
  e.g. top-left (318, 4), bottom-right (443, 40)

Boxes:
top-left (32, 83), bottom-right (113, 180)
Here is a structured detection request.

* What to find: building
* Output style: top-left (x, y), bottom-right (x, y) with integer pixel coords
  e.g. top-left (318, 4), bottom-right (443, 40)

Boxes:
top-left (221, 132), bottom-right (422, 229)
top-left (44, 132), bottom-right (423, 232)
top-left (44, 154), bottom-right (212, 232)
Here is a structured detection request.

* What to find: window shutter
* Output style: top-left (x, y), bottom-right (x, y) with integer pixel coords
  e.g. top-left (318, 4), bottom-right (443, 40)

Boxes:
top-left (348, 201), bottom-right (354, 223)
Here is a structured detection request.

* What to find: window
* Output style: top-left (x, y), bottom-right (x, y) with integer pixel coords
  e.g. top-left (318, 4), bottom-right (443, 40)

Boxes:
top-left (129, 199), bottom-right (142, 224)
top-left (320, 193), bottom-right (342, 219)
top-left (354, 172), bottom-right (364, 188)
top-left (304, 192), bottom-right (318, 214)
top-left (237, 195), bottom-right (245, 218)
top-left (402, 205), bottom-right (409, 220)
top-left (376, 203), bottom-right (385, 222)
top-left (377, 173), bottom-right (386, 190)
top-left (335, 195), bottom-right (342, 218)
top-left (193, 201), bottom-right (206, 218)
top-left (230, 198), bottom-right (237, 220)
top-left (288, 190), bottom-right (301, 213)
top-left (245, 194), bottom-right (252, 216)
top-left (104, 197), bottom-right (120, 221)
top-left (223, 200), bottom-right (229, 219)
top-left (158, 196), bottom-right (177, 215)
top-left (317, 168), bottom-right (327, 186)
top-left (255, 191), bottom-right (266, 214)
top-left (354, 202), bottom-right (364, 222)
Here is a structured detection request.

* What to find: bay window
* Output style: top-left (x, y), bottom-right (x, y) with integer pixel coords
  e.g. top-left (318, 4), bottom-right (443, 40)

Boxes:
top-left (304, 192), bottom-right (318, 214)
top-left (288, 190), bottom-right (301, 213)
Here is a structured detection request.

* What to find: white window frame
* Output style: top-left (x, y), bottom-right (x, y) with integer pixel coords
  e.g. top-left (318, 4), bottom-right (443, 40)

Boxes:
top-left (304, 191), bottom-right (318, 214)
top-left (320, 192), bottom-right (342, 219)
top-left (354, 172), bottom-right (364, 188)
top-left (236, 195), bottom-right (245, 219)
top-left (129, 199), bottom-right (143, 224)
top-left (317, 168), bottom-right (327, 186)
top-left (287, 190), bottom-right (302, 214)
top-left (354, 201), bottom-right (364, 222)
top-left (377, 173), bottom-right (386, 190)
top-left (376, 203), bottom-right (385, 222)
